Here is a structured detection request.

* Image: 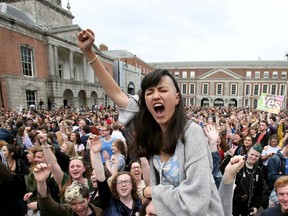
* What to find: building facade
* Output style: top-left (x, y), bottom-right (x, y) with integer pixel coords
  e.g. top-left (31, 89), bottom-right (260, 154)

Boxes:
top-left (0, 1), bottom-right (287, 111)
top-left (99, 44), bottom-right (154, 96)
top-left (0, 0), bottom-right (116, 110)
top-left (150, 61), bottom-right (288, 110)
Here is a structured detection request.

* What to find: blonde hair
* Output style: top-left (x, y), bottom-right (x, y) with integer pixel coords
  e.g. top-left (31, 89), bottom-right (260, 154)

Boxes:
top-left (63, 141), bottom-right (76, 158)
top-left (64, 181), bottom-right (89, 203)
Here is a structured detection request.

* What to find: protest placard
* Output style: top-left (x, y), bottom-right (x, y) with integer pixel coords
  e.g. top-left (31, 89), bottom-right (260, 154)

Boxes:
top-left (257, 93), bottom-right (284, 114)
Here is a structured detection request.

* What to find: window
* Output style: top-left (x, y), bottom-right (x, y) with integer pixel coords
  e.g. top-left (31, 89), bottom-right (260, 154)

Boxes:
top-left (282, 71), bottom-right (287, 79)
top-left (272, 71), bottom-right (278, 79)
top-left (216, 83), bottom-right (223, 95)
top-left (26, 90), bottom-right (36, 108)
top-left (183, 98), bottom-right (187, 107)
top-left (253, 99), bottom-right (258, 109)
top-left (262, 84), bottom-right (268, 94)
top-left (280, 84), bottom-right (286, 96)
top-left (174, 71), bottom-right (179, 78)
top-left (21, 46), bottom-right (34, 77)
top-left (245, 84), bottom-right (251, 95)
top-left (246, 71), bottom-right (251, 78)
top-left (231, 83), bottom-right (237, 95)
top-left (244, 98), bottom-right (249, 108)
top-left (182, 71), bottom-right (187, 78)
top-left (253, 84), bottom-right (259, 95)
top-left (264, 71), bottom-right (269, 78)
top-left (58, 64), bottom-right (63, 78)
top-left (182, 84), bottom-right (187, 94)
top-left (255, 71), bottom-right (260, 78)
top-left (202, 83), bottom-right (209, 95)
top-left (270, 84), bottom-right (277, 95)
top-left (189, 84), bottom-right (195, 95)
top-left (189, 98), bottom-right (195, 106)
top-left (190, 71), bottom-right (195, 78)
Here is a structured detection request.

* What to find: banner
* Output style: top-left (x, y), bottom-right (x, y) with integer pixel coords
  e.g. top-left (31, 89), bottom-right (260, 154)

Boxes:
top-left (257, 93), bottom-right (284, 114)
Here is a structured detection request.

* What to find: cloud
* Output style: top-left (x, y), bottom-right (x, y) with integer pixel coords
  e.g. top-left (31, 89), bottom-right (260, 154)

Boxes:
top-left (65, 0), bottom-right (288, 61)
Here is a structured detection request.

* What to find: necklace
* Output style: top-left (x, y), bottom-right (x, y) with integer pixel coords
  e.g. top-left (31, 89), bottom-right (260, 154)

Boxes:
top-left (244, 165), bottom-right (253, 175)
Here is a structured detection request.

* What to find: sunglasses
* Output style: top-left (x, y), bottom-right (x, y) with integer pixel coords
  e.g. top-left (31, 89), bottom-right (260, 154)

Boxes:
top-left (70, 156), bottom-right (83, 161)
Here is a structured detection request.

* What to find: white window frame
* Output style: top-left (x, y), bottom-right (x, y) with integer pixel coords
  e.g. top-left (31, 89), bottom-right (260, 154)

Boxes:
top-left (183, 97), bottom-right (187, 107)
top-left (202, 83), bottom-right (209, 95)
top-left (21, 46), bottom-right (35, 77)
top-left (270, 84), bottom-right (277, 95)
top-left (189, 83), bottom-right (195, 95)
top-left (26, 90), bottom-right (36, 108)
top-left (255, 71), bottom-right (260, 78)
top-left (262, 84), bottom-right (268, 94)
top-left (174, 71), bottom-right (179, 78)
top-left (281, 71), bottom-right (287, 79)
top-left (230, 83), bottom-right (237, 95)
top-left (189, 97), bottom-right (195, 106)
top-left (246, 71), bottom-right (251, 78)
top-left (216, 83), bottom-right (223, 95)
top-left (253, 99), bottom-right (258, 109)
top-left (182, 71), bottom-right (187, 78)
top-left (245, 84), bottom-right (251, 95)
top-left (190, 71), bottom-right (195, 78)
top-left (264, 71), bottom-right (269, 78)
top-left (253, 84), bottom-right (260, 95)
top-left (280, 84), bottom-right (286, 96)
top-left (272, 71), bottom-right (278, 79)
top-left (58, 64), bottom-right (63, 78)
top-left (244, 98), bottom-right (249, 108)
top-left (182, 83), bottom-right (187, 94)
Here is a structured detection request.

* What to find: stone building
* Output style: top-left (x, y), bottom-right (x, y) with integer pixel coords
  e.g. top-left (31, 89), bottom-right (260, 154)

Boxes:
top-left (0, 0), bottom-right (115, 110)
top-left (99, 43), bottom-right (154, 96)
top-left (0, 1), bottom-right (287, 112)
top-left (150, 61), bottom-right (288, 110)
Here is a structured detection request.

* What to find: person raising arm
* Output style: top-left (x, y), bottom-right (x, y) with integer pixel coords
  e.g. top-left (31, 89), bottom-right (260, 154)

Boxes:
top-left (34, 163), bottom-right (102, 216)
top-left (77, 29), bottom-right (129, 109)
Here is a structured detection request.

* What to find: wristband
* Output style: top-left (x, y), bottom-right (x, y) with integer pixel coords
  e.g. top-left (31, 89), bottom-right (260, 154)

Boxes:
top-left (88, 55), bottom-right (99, 64)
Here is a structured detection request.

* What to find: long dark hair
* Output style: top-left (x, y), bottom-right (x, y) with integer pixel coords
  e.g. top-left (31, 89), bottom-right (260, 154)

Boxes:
top-left (132, 69), bottom-right (186, 158)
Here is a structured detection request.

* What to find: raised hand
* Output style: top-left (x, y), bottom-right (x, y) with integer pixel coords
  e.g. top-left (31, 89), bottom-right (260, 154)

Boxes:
top-left (39, 134), bottom-right (48, 145)
top-left (223, 155), bottom-right (245, 184)
top-left (89, 135), bottom-right (102, 153)
top-left (77, 29), bottom-right (95, 54)
top-left (204, 125), bottom-right (219, 143)
top-left (33, 163), bottom-right (51, 183)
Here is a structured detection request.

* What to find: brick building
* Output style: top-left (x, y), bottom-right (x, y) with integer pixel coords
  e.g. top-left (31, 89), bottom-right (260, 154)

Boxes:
top-left (150, 61), bottom-right (288, 110)
top-left (0, 0), bottom-right (115, 110)
top-left (0, 1), bottom-right (287, 112)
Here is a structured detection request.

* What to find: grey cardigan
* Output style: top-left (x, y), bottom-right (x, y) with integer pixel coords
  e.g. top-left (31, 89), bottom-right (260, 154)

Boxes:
top-left (118, 96), bottom-right (232, 216)
top-left (150, 121), bottom-right (224, 215)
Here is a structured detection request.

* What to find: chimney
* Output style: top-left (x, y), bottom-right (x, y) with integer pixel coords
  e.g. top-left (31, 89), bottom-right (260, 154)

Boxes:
top-left (99, 44), bottom-right (108, 51)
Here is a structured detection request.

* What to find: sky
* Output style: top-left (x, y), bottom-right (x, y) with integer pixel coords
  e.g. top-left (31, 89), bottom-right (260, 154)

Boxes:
top-left (63, 0), bottom-right (288, 62)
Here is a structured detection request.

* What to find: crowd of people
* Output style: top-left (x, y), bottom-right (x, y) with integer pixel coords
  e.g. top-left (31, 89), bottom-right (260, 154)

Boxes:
top-left (0, 28), bottom-right (287, 216)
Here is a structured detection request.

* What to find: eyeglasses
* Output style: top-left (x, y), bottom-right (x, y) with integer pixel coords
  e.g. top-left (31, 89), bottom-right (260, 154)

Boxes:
top-left (70, 156), bottom-right (83, 161)
top-left (131, 166), bottom-right (141, 170)
top-left (116, 180), bottom-right (132, 185)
